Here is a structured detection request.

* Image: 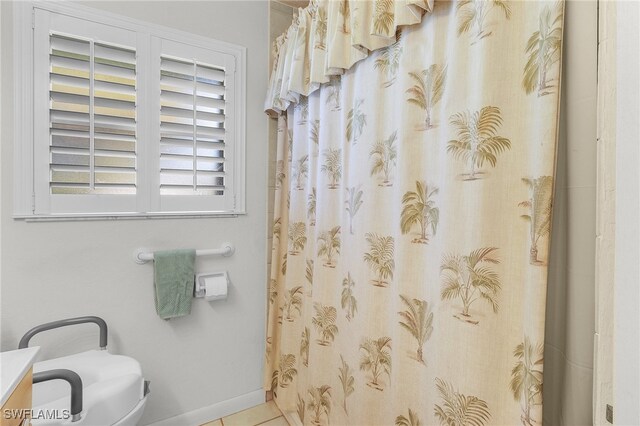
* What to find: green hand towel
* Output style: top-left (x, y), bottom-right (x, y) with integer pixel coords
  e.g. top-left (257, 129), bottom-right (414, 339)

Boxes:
top-left (153, 249), bottom-right (196, 320)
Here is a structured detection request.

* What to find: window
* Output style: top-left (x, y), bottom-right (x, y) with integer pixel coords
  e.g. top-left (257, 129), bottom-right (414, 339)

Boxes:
top-left (14, 2), bottom-right (246, 218)
top-left (154, 38), bottom-right (238, 213)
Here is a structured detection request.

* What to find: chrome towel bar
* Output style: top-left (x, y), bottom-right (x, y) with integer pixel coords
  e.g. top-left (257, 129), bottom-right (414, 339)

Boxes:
top-left (134, 243), bottom-right (234, 264)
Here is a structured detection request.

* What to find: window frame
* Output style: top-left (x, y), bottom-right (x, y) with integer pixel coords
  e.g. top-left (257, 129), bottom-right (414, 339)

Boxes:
top-left (13, 1), bottom-right (247, 220)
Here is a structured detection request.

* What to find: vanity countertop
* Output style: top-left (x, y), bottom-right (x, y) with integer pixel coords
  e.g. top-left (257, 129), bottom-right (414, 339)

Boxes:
top-left (0, 347), bottom-right (40, 406)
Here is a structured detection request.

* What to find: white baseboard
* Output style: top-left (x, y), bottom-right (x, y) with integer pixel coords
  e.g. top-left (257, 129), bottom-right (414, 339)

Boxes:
top-left (147, 389), bottom-right (265, 426)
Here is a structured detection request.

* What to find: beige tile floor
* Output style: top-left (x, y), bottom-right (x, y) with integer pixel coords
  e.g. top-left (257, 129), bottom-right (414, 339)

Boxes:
top-left (201, 401), bottom-right (288, 426)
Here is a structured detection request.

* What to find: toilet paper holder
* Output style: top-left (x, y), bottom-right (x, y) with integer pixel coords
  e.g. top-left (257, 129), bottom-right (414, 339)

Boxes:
top-left (195, 272), bottom-right (229, 299)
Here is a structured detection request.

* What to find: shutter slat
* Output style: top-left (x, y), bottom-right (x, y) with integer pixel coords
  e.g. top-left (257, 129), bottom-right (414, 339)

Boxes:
top-left (197, 81), bottom-right (225, 98)
top-left (160, 155), bottom-right (195, 171)
top-left (197, 172), bottom-right (225, 186)
top-left (160, 122), bottom-right (194, 138)
top-left (52, 185), bottom-right (136, 195)
top-left (51, 55), bottom-right (90, 72)
top-left (51, 102), bottom-right (89, 114)
top-left (52, 133), bottom-right (90, 149)
top-left (95, 153), bottom-right (136, 168)
top-left (160, 140), bottom-right (225, 157)
top-left (50, 35), bottom-right (90, 55)
top-left (95, 62), bottom-right (136, 81)
top-left (159, 186), bottom-right (224, 196)
top-left (51, 110), bottom-right (90, 130)
top-left (196, 158), bottom-right (224, 172)
top-left (196, 142), bottom-right (225, 159)
top-left (161, 57), bottom-right (194, 77)
top-left (95, 114), bottom-right (136, 136)
top-left (51, 169), bottom-right (90, 184)
top-left (160, 91), bottom-right (225, 112)
top-left (95, 137), bottom-right (135, 152)
top-left (197, 66), bottom-right (225, 84)
top-left (160, 172), bottom-right (224, 186)
top-left (95, 170), bottom-right (136, 184)
top-left (51, 151), bottom-right (90, 167)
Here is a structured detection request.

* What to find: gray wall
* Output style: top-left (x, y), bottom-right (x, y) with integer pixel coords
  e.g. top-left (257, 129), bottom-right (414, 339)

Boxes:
top-left (544, 0), bottom-right (597, 424)
top-left (0, 1), bottom-right (269, 424)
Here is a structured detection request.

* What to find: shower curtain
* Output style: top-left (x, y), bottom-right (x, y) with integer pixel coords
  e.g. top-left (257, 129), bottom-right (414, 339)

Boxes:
top-left (265, 1), bottom-right (565, 425)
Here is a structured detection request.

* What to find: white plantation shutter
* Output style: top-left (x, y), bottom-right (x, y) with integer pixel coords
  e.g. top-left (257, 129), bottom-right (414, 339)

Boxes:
top-left (49, 34), bottom-right (137, 195)
top-left (159, 57), bottom-right (225, 195)
top-left (24, 5), bottom-right (245, 217)
top-left (154, 38), bottom-right (237, 213)
top-left (33, 10), bottom-right (141, 214)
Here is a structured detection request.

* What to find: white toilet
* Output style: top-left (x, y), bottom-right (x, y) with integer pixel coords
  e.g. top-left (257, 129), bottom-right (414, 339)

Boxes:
top-left (19, 317), bottom-right (148, 426)
top-left (31, 350), bottom-right (148, 426)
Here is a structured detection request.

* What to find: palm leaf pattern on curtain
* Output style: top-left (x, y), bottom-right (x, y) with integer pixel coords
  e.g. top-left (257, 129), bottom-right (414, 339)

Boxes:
top-left (288, 130), bottom-right (294, 161)
top-left (277, 354), bottom-right (298, 388)
top-left (406, 64), bottom-right (447, 130)
top-left (400, 181), bottom-right (439, 244)
top-left (440, 247), bottom-right (501, 324)
top-left (283, 286), bottom-right (303, 322)
top-left (338, 0), bottom-right (351, 33)
top-left (326, 77), bottom-right (342, 110)
top-left (519, 176), bottom-right (553, 265)
top-left (341, 272), bottom-right (357, 320)
top-left (321, 148), bottom-right (343, 189)
top-left (281, 252), bottom-right (287, 276)
top-left (300, 327), bottom-right (310, 367)
top-left (297, 393), bottom-right (306, 423)
top-left (456, 0), bottom-right (512, 42)
top-left (272, 78), bottom-right (285, 110)
top-left (305, 258), bottom-right (314, 295)
top-left (364, 233), bottom-right (395, 287)
top-left (312, 303), bottom-right (338, 346)
top-left (275, 160), bottom-right (286, 189)
top-left (296, 97), bottom-right (309, 124)
top-left (510, 337), bottom-right (544, 426)
top-left (317, 226), bottom-right (341, 267)
top-left (307, 385), bottom-right (332, 425)
top-left (269, 279), bottom-right (277, 305)
top-left (307, 187), bottom-right (317, 226)
top-left (523, 2), bottom-right (564, 96)
top-left (346, 99), bottom-right (367, 144)
top-left (374, 30), bottom-right (403, 87)
top-left (359, 336), bottom-right (392, 391)
top-left (373, 0), bottom-right (395, 36)
top-left (396, 408), bottom-right (422, 426)
top-left (398, 295), bottom-right (433, 364)
top-left (273, 217), bottom-right (281, 244)
top-left (434, 378), bottom-right (491, 426)
top-left (447, 106), bottom-right (511, 180)
top-left (338, 355), bottom-right (355, 414)
top-left (310, 120), bottom-right (320, 156)
top-left (266, 336), bottom-right (273, 363)
top-left (345, 186), bottom-right (363, 235)
top-left (271, 369), bottom-right (279, 398)
top-left (314, 6), bottom-right (328, 50)
top-left (292, 155), bottom-right (309, 190)
top-left (288, 222), bottom-right (307, 255)
top-left (370, 130), bottom-right (398, 186)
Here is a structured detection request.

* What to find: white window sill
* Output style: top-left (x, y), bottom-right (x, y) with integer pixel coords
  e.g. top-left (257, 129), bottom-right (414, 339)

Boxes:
top-left (15, 211), bottom-right (245, 222)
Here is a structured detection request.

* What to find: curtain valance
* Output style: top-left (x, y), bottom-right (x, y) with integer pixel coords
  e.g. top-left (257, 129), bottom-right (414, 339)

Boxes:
top-left (265, 0), bottom-right (434, 115)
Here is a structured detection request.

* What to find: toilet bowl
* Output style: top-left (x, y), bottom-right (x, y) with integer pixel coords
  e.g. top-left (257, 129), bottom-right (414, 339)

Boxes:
top-left (31, 350), bottom-right (148, 426)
